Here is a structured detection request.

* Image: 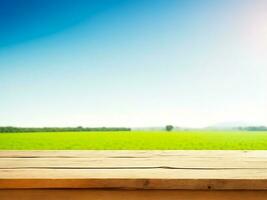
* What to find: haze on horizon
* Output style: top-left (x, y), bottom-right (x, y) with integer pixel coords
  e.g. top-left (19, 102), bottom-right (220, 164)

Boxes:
top-left (0, 0), bottom-right (266, 128)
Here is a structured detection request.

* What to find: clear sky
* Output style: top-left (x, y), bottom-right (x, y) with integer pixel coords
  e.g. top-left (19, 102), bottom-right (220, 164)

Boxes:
top-left (0, 0), bottom-right (266, 128)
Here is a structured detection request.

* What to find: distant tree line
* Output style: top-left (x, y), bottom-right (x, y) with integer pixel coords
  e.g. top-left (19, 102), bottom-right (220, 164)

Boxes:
top-left (238, 126), bottom-right (267, 131)
top-left (0, 126), bottom-right (131, 133)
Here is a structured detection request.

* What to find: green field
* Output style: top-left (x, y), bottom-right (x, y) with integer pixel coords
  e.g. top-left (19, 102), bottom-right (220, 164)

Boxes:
top-left (0, 131), bottom-right (267, 150)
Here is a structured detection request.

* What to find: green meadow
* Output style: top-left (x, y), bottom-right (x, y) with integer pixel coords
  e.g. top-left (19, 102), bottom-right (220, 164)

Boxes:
top-left (0, 131), bottom-right (267, 150)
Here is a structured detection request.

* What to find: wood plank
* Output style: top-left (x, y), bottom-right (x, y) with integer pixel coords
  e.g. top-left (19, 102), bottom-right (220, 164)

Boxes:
top-left (0, 151), bottom-right (267, 190)
top-left (1, 168), bottom-right (267, 179)
top-left (1, 189), bottom-right (267, 200)
top-left (1, 178), bottom-right (267, 190)
top-left (1, 157), bottom-right (267, 169)
top-left (1, 150), bottom-right (267, 158)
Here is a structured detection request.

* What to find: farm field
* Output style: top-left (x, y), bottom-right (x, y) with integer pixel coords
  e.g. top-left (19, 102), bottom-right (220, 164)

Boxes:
top-left (0, 131), bottom-right (267, 150)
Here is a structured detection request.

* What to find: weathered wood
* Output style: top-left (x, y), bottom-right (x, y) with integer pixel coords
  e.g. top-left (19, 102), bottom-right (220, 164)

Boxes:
top-left (1, 158), bottom-right (267, 169)
top-left (0, 151), bottom-right (267, 190)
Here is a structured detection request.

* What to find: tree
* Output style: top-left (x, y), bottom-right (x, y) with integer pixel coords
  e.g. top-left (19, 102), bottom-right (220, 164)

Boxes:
top-left (165, 125), bottom-right (174, 132)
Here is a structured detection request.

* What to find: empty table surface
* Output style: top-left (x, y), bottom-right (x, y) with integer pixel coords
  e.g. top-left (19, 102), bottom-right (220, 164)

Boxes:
top-left (0, 150), bottom-right (267, 190)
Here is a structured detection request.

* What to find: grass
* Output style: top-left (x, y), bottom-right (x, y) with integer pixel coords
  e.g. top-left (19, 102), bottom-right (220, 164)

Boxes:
top-left (0, 130), bottom-right (267, 150)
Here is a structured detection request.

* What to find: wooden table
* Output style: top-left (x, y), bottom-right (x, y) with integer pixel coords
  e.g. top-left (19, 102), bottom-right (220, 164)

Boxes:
top-left (0, 150), bottom-right (267, 199)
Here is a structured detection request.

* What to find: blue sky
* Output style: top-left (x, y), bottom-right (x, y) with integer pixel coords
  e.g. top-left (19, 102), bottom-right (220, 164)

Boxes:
top-left (0, 0), bottom-right (266, 127)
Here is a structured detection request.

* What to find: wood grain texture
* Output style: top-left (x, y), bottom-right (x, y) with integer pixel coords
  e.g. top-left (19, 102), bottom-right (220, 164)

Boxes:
top-left (0, 151), bottom-right (267, 190)
top-left (1, 189), bottom-right (267, 200)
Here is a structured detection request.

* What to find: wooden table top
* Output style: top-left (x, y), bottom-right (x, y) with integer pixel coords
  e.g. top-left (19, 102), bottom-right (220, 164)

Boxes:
top-left (0, 150), bottom-right (267, 190)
